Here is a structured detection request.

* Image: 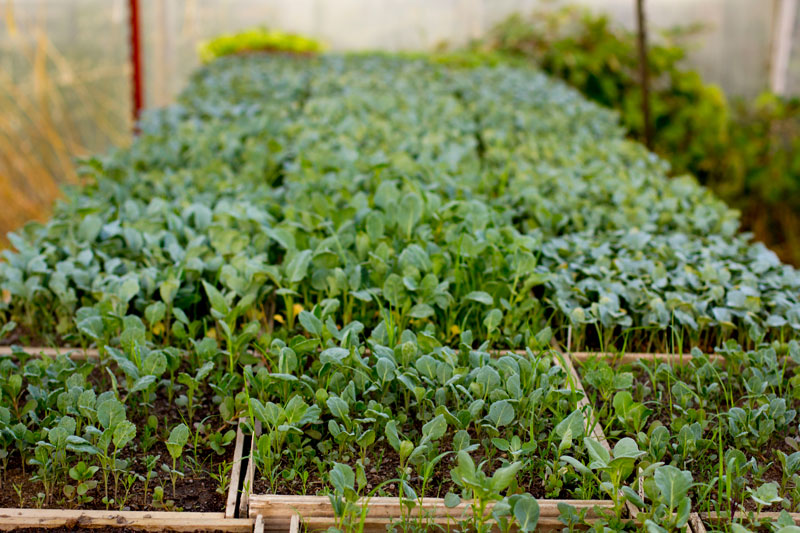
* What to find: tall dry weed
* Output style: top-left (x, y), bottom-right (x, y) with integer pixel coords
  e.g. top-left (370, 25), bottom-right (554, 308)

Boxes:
top-left (0, 0), bottom-right (130, 245)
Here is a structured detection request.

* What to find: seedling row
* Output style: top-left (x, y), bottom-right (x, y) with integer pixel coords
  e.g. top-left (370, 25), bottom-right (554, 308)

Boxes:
top-left (1, 54), bottom-right (799, 532)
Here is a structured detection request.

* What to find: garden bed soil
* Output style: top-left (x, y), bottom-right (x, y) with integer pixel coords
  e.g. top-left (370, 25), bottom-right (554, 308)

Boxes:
top-left (578, 357), bottom-right (800, 514)
top-left (0, 392), bottom-right (235, 512)
top-left (252, 423), bottom-right (594, 500)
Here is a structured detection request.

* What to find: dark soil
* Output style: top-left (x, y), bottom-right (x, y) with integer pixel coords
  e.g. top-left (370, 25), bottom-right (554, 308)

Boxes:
top-left (0, 318), bottom-right (72, 348)
top-left (579, 362), bottom-right (800, 513)
top-left (571, 325), bottom-right (718, 355)
top-left (252, 427), bottom-right (565, 500)
top-left (0, 387), bottom-right (235, 512)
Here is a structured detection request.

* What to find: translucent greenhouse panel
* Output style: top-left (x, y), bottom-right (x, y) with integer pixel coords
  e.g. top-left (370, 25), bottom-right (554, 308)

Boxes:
top-left (141, 0), bottom-right (776, 105)
top-left (788, 0), bottom-right (800, 95)
top-left (0, 0), bottom-right (131, 240)
top-left (142, 0), bottom-right (290, 108)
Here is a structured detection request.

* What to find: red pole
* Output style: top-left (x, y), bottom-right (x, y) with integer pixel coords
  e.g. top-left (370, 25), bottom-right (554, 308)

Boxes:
top-left (129, 0), bottom-right (143, 130)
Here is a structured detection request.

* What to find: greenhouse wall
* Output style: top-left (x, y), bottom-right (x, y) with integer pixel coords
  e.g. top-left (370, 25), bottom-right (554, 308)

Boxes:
top-left (1, 0), bottom-right (796, 116)
top-left (137, 0), bottom-right (792, 106)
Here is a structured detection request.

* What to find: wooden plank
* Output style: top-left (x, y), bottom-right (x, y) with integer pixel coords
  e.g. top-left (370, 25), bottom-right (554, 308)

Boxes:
top-left (0, 346), bottom-right (99, 359)
top-left (550, 344), bottom-right (641, 520)
top-left (689, 513), bottom-right (707, 533)
top-left (239, 420), bottom-right (261, 518)
top-left (226, 418), bottom-right (248, 518)
top-left (0, 509), bottom-right (253, 532)
top-left (701, 511), bottom-right (800, 523)
top-left (249, 495), bottom-right (612, 520)
top-left (298, 514), bottom-right (572, 533)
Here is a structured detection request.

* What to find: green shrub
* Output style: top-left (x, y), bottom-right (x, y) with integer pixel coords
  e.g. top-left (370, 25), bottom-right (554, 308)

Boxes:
top-left (198, 27), bottom-right (325, 63)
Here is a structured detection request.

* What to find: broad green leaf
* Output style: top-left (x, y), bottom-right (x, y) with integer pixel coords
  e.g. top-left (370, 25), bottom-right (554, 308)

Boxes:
top-left (444, 492), bottom-right (461, 508)
top-left (166, 423), bottom-right (190, 460)
top-left (749, 482), bottom-right (782, 506)
top-left (654, 465), bottom-right (693, 507)
top-left (613, 438), bottom-right (644, 459)
top-left (490, 461), bottom-right (522, 492)
top-left (465, 291), bottom-right (493, 305)
top-left (422, 414), bottom-right (447, 441)
top-left (513, 494), bottom-right (540, 532)
top-left (112, 420), bottom-right (136, 449)
top-left (202, 281), bottom-right (229, 315)
top-left (487, 400), bottom-right (515, 427)
top-left (298, 311), bottom-right (323, 337)
top-left (97, 398), bottom-right (125, 430)
top-left (326, 396), bottom-right (350, 420)
top-left (329, 462), bottom-right (355, 494)
top-left (584, 437), bottom-right (611, 467)
top-left (285, 250), bottom-right (313, 284)
top-left (483, 308), bottom-right (503, 333)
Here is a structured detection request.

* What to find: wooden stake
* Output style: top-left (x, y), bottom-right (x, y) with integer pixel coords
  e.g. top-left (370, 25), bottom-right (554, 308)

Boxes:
top-left (288, 513), bottom-right (300, 533)
top-left (635, 0), bottom-right (653, 149)
top-left (239, 420), bottom-right (261, 518)
top-left (226, 419), bottom-right (248, 518)
top-left (254, 514), bottom-right (265, 533)
top-left (689, 513), bottom-right (708, 533)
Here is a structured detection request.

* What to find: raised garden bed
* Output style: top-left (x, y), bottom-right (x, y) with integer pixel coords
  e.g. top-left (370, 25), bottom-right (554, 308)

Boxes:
top-left (573, 346), bottom-right (800, 527)
top-left (3, 49), bottom-right (800, 533)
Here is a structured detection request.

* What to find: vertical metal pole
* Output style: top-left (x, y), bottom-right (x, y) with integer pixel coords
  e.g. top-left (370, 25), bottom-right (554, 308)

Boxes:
top-left (635, 0), bottom-right (653, 149)
top-left (129, 0), bottom-right (144, 130)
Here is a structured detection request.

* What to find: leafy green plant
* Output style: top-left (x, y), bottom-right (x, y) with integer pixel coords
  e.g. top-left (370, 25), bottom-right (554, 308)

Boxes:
top-left (640, 465), bottom-right (694, 532)
top-left (561, 437), bottom-right (646, 519)
top-left (164, 423), bottom-right (189, 498)
top-left (64, 461), bottom-right (99, 504)
top-left (177, 360), bottom-right (214, 421)
top-left (450, 451), bottom-right (522, 533)
top-left (326, 462), bottom-right (397, 533)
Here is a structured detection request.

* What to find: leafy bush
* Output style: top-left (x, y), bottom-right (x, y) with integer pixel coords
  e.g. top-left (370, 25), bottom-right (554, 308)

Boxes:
top-left (198, 27), bottom-right (325, 63)
top-left (480, 6), bottom-right (729, 180)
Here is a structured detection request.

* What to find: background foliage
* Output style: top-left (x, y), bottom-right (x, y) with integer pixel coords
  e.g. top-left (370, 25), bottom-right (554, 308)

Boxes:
top-left (473, 5), bottom-right (800, 265)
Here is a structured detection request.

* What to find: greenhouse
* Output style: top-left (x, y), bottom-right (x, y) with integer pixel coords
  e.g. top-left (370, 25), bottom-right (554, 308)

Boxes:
top-left (2, 1), bottom-right (800, 532)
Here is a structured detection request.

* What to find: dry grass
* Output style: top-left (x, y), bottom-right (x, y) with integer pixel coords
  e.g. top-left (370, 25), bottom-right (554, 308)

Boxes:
top-left (0, 1), bottom-right (130, 245)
